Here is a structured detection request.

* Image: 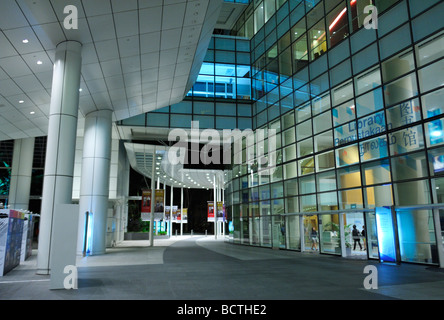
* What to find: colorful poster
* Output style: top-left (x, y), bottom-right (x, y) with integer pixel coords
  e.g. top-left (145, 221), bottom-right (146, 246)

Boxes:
top-left (165, 206), bottom-right (171, 221)
top-left (172, 206), bottom-right (178, 222)
top-left (154, 189), bottom-right (164, 214)
top-left (216, 201), bottom-right (225, 222)
top-left (141, 190), bottom-right (151, 221)
top-left (207, 201), bottom-right (214, 222)
top-left (181, 208), bottom-right (188, 223)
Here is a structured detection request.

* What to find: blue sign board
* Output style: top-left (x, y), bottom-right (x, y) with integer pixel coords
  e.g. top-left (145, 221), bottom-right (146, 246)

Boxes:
top-left (375, 207), bottom-right (397, 263)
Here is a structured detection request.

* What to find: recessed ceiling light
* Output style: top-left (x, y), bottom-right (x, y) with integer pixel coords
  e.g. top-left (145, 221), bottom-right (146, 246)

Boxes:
top-left (37, 60), bottom-right (43, 65)
top-left (79, 88), bottom-right (83, 92)
top-left (22, 39), bottom-right (29, 44)
top-left (30, 111), bottom-right (35, 115)
top-left (19, 100), bottom-right (24, 104)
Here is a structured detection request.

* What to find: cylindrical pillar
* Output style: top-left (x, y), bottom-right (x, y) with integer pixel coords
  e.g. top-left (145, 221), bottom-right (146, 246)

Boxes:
top-left (170, 185), bottom-right (173, 236)
top-left (37, 41), bottom-right (82, 275)
top-left (180, 187), bottom-right (183, 236)
top-left (77, 109), bottom-right (113, 256)
top-left (8, 137), bottom-right (35, 210)
top-left (150, 148), bottom-right (156, 247)
top-left (214, 175), bottom-right (217, 239)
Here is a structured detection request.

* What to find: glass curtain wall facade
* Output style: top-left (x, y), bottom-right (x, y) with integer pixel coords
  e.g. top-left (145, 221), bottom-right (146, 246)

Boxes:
top-left (118, 36), bottom-right (253, 131)
top-left (226, 0), bottom-right (444, 265)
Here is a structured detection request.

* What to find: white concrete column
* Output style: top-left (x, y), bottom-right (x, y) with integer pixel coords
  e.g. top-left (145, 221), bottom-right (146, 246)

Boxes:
top-left (37, 41), bottom-right (82, 275)
top-left (77, 109), bottom-right (113, 256)
top-left (214, 175), bottom-right (217, 239)
top-left (150, 148), bottom-right (156, 247)
top-left (180, 187), bottom-right (183, 236)
top-left (8, 138), bottom-right (35, 210)
top-left (170, 185), bottom-right (173, 236)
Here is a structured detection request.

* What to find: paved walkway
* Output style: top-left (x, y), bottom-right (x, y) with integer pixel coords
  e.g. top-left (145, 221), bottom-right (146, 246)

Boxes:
top-left (1, 235), bottom-right (444, 301)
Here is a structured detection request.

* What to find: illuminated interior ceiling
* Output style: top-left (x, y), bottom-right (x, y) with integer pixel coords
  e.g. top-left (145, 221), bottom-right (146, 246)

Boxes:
top-left (124, 142), bottom-right (226, 189)
top-left (0, 0), bottom-right (226, 141)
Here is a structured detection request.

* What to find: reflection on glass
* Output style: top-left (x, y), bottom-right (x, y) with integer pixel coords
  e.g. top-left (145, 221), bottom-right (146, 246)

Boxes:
top-left (319, 214), bottom-right (341, 255)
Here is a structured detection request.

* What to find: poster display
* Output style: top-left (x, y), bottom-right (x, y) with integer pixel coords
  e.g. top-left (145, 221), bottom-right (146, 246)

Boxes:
top-left (141, 189), bottom-right (151, 221)
top-left (181, 208), bottom-right (188, 223)
top-left (0, 210), bottom-right (25, 276)
top-left (207, 201), bottom-right (215, 222)
top-left (216, 201), bottom-right (225, 222)
top-left (154, 189), bottom-right (165, 221)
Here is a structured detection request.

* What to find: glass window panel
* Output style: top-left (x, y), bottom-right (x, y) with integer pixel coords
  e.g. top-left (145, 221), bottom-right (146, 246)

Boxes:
top-left (356, 111), bottom-right (387, 140)
top-left (299, 175), bottom-right (316, 194)
top-left (381, 50), bottom-right (415, 84)
top-left (336, 144), bottom-right (360, 167)
top-left (284, 177), bottom-right (298, 196)
top-left (309, 19), bottom-right (327, 61)
top-left (425, 118), bottom-right (444, 147)
top-left (352, 43), bottom-right (379, 75)
top-left (388, 125), bottom-right (425, 155)
top-left (396, 209), bottom-right (438, 264)
top-left (361, 159), bottom-right (391, 186)
top-left (292, 35), bottom-right (309, 73)
top-left (428, 147), bottom-right (444, 177)
top-left (283, 128), bottom-right (296, 146)
top-left (298, 137), bottom-right (313, 158)
top-left (296, 103), bottom-right (311, 123)
top-left (284, 161), bottom-right (298, 179)
top-left (359, 136), bottom-right (389, 162)
top-left (350, 0), bottom-right (373, 32)
top-left (313, 110), bottom-right (332, 134)
top-left (391, 151), bottom-right (429, 181)
top-left (317, 170), bottom-right (337, 192)
top-left (379, 24), bottom-right (412, 61)
top-left (354, 67), bottom-right (382, 96)
top-left (356, 88), bottom-right (384, 118)
top-left (282, 111), bottom-right (295, 129)
top-left (299, 156), bottom-right (314, 175)
top-left (312, 93), bottom-right (331, 115)
top-left (169, 114), bottom-right (191, 128)
top-left (194, 101), bottom-right (214, 115)
top-left (422, 88), bottom-right (444, 120)
top-left (171, 101), bottom-right (192, 114)
top-left (327, 2), bottom-right (349, 49)
top-left (193, 115), bottom-right (214, 129)
top-left (264, 0), bottom-right (276, 22)
top-left (338, 188), bottom-right (363, 209)
top-left (416, 31), bottom-right (444, 67)
top-left (254, 4), bottom-right (265, 33)
top-left (316, 150), bottom-right (335, 172)
top-left (332, 100), bottom-right (356, 127)
top-left (279, 47), bottom-right (293, 82)
top-left (418, 58), bottom-right (444, 93)
top-left (394, 180), bottom-right (431, 205)
top-left (337, 165), bottom-right (361, 189)
top-left (364, 185), bottom-right (393, 208)
top-left (284, 144), bottom-right (297, 162)
top-left (314, 130), bottom-right (334, 152)
top-left (334, 121), bottom-right (357, 146)
top-left (291, 18), bottom-right (306, 42)
top-left (332, 80), bottom-right (353, 106)
top-left (300, 194), bottom-right (317, 212)
top-left (318, 192), bottom-right (338, 210)
top-left (296, 119), bottom-right (312, 141)
top-left (306, 1), bottom-right (324, 28)
top-left (386, 98), bottom-right (422, 129)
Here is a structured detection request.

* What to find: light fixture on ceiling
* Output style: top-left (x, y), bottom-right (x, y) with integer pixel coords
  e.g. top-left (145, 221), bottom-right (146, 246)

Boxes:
top-left (36, 60), bottom-right (43, 65)
top-left (19, 100), bottom-right (24, 104)
top-left (22, 39), bottom-right (29, 44)
top-left (30, 111), bottom-right (35, 115)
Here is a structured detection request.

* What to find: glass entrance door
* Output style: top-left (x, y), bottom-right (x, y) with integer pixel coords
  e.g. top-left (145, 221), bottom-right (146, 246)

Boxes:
top-left (343, 212), bottom-right (367, 258)
top-left (303, 215), bottom-right (319, 252)
top-left (319, 214), bottom-right (341, 255)
top-left (365, 211), bottom-right (380, 259)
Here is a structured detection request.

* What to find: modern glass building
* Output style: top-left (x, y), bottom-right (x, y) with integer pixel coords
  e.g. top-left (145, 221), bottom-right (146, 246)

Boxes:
top-left (1, 0), bottom-right (444, 273)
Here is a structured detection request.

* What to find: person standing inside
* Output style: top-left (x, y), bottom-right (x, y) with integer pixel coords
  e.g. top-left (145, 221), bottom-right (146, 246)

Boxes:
top-left (352, 225), bottom-right (362, 251)
top-left (361, 226), bottom-right (366, 251)
top-left (310, 227), bottom-right (318, 251)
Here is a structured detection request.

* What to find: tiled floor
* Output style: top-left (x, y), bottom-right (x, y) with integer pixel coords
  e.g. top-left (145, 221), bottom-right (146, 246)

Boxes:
top-left (1, 235), bottom-right (444, 301)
